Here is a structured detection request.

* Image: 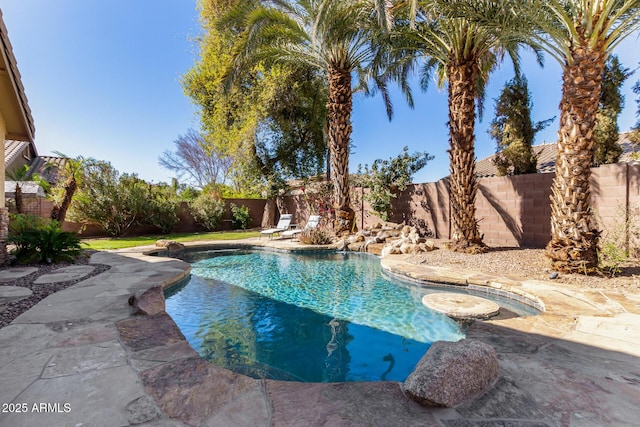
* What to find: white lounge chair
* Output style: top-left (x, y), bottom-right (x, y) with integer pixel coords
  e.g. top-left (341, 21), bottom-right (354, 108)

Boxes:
top-left (260, 214), bottom-right (292, 239)
top-left (282, 215), bottom-right (321, 239)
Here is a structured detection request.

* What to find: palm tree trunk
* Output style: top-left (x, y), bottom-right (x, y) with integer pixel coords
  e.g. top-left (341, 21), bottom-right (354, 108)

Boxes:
top-left (545, 46), bottom-right (605, 273)
top-left (446, 60), bottom-right (486, 253)
top-left (51, 178), bottom-right (77, 223)
top-left (14, 184), bottom-right (23, 214)
top-left (327, 67), bottom-right (354, 234)
top-left (262, 198), bottom-right (276, 229)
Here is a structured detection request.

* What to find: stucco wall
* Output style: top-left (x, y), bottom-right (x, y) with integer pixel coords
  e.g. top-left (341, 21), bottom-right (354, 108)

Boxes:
top-left (1, 113), bottom-right (6, 209)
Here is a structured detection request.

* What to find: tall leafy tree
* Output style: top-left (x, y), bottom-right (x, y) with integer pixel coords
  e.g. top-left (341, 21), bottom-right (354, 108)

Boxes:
top-left (490, 75), bottom-right (554, 176)
top-left (593, 55), bottom-right (633, 166)
top-left (183, 0), bottom-right (329, 226)
top-left (230, 0), bottom-right (393, 233)
top-left (401, 0), bottom-right (526, 252)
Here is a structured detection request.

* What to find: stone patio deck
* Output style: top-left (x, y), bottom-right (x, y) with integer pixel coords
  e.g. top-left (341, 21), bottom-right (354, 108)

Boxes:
top-left (0, 239), bottom-right (639, 426)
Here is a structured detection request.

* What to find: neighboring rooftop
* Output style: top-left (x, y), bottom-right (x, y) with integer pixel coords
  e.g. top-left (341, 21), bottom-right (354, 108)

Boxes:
top-left (4, 139), bottom-right (36, 167)
top-left (26, 155), bottom-right (66, 184)
top-left (476, 132), bottom-right (638, 177)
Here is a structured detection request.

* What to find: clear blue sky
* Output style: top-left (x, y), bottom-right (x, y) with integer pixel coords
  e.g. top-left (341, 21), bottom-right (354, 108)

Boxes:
top-left (1, 1), bottom-right (638, 185)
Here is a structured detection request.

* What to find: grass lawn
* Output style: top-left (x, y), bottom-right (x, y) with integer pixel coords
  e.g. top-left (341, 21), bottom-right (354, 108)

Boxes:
top-left (82, 230), bottom-right (260, 250)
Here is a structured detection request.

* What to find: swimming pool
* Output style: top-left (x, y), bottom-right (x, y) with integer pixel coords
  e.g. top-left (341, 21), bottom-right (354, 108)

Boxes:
top-left (166, 250), bottom-right (469, 382)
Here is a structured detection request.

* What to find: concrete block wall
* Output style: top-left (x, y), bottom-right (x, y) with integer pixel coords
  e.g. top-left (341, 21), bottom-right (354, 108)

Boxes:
top-left (475, 173), bottom-right (553, 247)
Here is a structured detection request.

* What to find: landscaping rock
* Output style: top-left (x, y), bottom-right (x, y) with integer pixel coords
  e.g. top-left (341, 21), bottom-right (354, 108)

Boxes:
top-left (348, 242), bottom-right (366, 252)
top-left (403, 339), bottom-right (499, 408)
top-left (380, 225), bottom-right (435, 257)
top-left (155, 240), bottom-right (185, 251)
top-left (129, 285), bottom-right (166, 316)
top-left (424, 240), bottom-right (436, 251)
top-left (336, 239), bottom-right (349, 251)
top-left (400, 242), bottom-right (420, 255)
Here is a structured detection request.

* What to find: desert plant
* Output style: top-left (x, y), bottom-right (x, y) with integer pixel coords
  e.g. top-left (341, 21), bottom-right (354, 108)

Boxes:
top-left (595, 205), bottom-right (640, 276)
top-left (70, 164), bottom-right (151, 237)
top-left (146, 185), bottom-right (180, 234)
top-left (357, 147), bottom-right (432, 221)
top-left (190, 192), bottom-right (225, 231)
top-left (298, 228), bottom-right (334, 245)
top-left (9, 220), bottom-right (82, 264)
top-left (8, 213), bottom-right (47, 239)
top-left (230, 203), bottom-right (251, 230)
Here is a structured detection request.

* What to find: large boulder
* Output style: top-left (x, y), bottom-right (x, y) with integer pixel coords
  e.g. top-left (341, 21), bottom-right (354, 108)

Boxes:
top-left (129, 286), bottom-right (166, 316)
top-left (155, 240), bottom-right (185, 251)
top-left (403, 339), bottom-right (498, 407)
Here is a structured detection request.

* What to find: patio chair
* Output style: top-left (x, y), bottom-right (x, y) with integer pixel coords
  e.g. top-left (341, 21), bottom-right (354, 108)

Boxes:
top-left (282, 215), bottom-right (321, 239)
top-left (260, 214), bottom-right (293, 239)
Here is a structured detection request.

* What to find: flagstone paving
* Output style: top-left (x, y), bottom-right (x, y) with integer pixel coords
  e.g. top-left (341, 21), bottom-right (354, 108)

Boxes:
top-left (0, 286), bottom-right (32, 306)
top-left (0, 267), bottom-right (38, 283)
top-left (32, 265), bottom-right (95, 284)
top-left (0, 240), bottom-right (638, 426)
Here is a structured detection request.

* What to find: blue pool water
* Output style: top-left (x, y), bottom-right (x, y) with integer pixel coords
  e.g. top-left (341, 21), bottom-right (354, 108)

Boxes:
top-left (165, 250), bottom-right (466, 382)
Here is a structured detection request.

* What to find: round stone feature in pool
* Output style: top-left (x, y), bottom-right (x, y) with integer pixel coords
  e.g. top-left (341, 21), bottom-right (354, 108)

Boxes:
top-left (422, 293), bottom-right (500, 321)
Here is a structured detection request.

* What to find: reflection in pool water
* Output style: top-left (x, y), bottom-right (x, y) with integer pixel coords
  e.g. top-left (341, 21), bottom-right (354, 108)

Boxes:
top-left (166, 250), bottom-right (466, 382)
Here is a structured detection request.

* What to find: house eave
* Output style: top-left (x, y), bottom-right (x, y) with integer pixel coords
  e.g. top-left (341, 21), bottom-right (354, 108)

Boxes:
top-left (0, 10), bottom-right (35, 143)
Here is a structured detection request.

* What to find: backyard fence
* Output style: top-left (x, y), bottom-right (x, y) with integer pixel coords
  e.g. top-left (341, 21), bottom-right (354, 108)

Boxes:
top-left (8, 163), bottom-right (640, 253)
top-left (284, 162), bottom-right (640, 253)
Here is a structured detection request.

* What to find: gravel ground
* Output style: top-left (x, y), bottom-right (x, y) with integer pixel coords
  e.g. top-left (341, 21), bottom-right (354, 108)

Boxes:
top-left (0, 251), bottom-right (110, 329)
top-left (407, 242), bottom-right (640, 292)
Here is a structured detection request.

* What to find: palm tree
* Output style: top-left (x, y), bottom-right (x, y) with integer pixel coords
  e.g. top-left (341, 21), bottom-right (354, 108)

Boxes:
top-left (6, 165), bottom-right (49, 214)
top-left (50, 152), bottom-right (96, 223)
top-left (230, 0), bottom-right (394, 234)
top-left (6, 165), bottom-right (32, 214)
top-left (523, 0), bottom-right (640, 272)
top-left (402, 1), bottom-right (524, 252)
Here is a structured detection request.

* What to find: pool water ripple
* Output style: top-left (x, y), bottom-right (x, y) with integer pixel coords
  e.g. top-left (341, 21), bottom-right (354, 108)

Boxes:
top-left (189, 251), bottom-right (463, 343)
top-left (166, 250), bottom-right (465, 382)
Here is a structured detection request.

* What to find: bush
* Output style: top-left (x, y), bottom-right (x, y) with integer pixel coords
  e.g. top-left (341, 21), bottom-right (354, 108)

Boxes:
top-left (69, 164), bottom-right (148, 237)
top-left (146, 185), bottom-right (180, 234)
top-left (596, 205), bottom-right (640, 275)
top-left (8, 213), bottom-right (47, 239)
top-left (298, 228), bottom-right (333, 245)
top-left (190, 193), bottom-right (225, 231)
top-left (9, 220), bottom-right (82, 264)
top-left (230, 203), bottom-right (251, 229)
top-left (357, 147), bottom-right (432, 221)
top-left (69, 163), bottom-right (181, 237)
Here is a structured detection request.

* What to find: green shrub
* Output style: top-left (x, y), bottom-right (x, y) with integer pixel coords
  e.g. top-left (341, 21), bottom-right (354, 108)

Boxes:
top-left (190, 193), bottom-right (225, 231)
top-left (596, 205), bottom-right (640, 276)
top-left (69, 164), bottom-right (148, 237)
top-left (9, 220), bottom-right (82, 264)
top-left (357, 147), bottom-right (432, 221)
top-left (146, 185), bottom-right (180, 234)
top-left (8, 213), bottom-right (47, 239)
top-left (298, 228), bottom-right (333, 245)
top-left (230, 203), bottom-right (251, 229)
